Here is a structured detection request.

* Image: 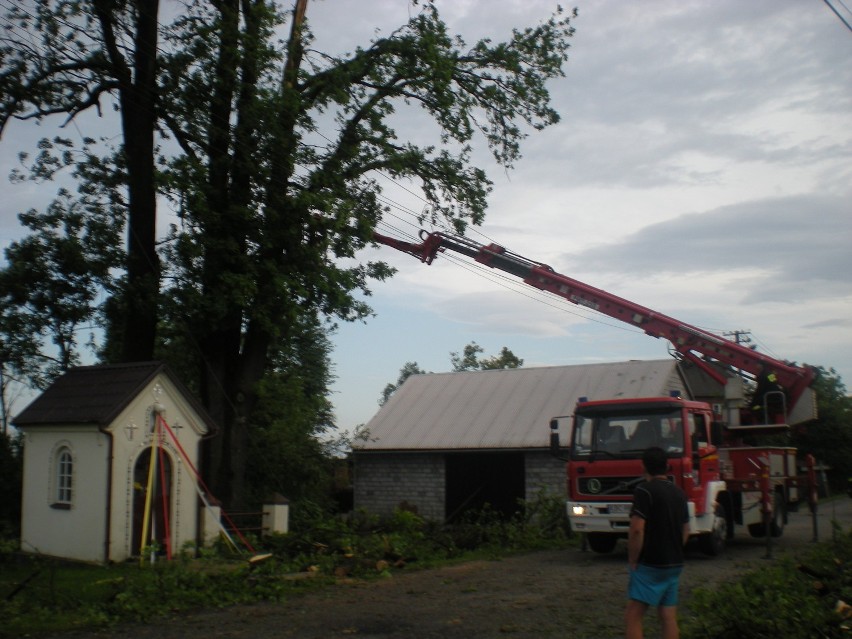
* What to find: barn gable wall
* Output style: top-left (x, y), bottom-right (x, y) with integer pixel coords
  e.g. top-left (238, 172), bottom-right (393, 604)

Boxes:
top-left (525, 451), bottom-right (567, 502)
top-left (354, 453), bottom-right (444, 520)
top-left (353, 449), bottom-right (567, 522)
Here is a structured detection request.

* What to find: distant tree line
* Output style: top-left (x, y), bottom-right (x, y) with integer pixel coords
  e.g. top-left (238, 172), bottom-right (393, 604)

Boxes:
top-left (380, 341), bottom-right (523, 405)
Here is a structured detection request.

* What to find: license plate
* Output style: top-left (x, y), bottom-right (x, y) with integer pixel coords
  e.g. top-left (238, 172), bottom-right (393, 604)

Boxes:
top-left (608, 503), bottom-right (632, 514)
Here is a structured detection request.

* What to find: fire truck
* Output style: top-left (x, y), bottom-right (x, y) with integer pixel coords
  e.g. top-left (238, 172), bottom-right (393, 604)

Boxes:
top-left (374, 229), bottom-right (818, 556)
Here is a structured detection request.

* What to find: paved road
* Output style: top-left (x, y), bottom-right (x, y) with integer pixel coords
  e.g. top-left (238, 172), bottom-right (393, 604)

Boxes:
top-left (772, 494), bottom-right (851, 551)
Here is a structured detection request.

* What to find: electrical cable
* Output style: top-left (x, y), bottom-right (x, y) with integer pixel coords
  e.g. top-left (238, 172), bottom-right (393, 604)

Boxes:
top-left (1, 1), bottom-right (760, 410)
top-left (823, 0), bottom-right (852, 32)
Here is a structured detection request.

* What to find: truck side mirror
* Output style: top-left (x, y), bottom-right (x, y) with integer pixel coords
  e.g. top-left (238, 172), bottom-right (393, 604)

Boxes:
top-left (549, 431), bottom-right (561, 455)
top-left (549, 419), bottom-right (560, 454)
top-left (549, 416), bottom-right (572, 461)
top-left (549, 418), bottom-right (567, 460)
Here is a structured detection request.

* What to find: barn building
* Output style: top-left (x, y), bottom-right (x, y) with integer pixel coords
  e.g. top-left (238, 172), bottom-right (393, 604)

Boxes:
top-left (352, 359), bottom-right (722, 521)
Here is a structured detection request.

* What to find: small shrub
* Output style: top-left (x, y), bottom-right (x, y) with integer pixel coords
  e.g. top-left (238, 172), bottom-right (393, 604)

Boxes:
top-left (683, 526), bottom-right (852, 639)
top-left (443, 492), bottom-right (571, 553)
top-left (0, 536), bottom-right (20, 564)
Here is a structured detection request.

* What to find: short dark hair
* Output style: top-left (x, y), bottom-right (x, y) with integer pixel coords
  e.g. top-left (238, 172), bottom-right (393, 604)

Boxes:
top-left (642, 446), bottom-right (668, 476)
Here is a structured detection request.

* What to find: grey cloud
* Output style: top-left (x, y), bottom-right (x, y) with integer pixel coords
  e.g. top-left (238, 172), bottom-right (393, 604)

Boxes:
top-left (515, 0), bottom-right (852, 189)
top-left (562, 194), bottom-right (852, 303)
top-left (804, 318), bottom-right (852, 329)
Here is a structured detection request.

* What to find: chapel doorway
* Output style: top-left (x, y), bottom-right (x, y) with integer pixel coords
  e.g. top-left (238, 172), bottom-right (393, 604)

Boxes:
top-left (131, 447), bottom-right (174, 556)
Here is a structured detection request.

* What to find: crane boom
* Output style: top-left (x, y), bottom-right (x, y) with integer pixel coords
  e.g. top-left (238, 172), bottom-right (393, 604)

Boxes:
top-left (375, 229), bottom-right (816, 424)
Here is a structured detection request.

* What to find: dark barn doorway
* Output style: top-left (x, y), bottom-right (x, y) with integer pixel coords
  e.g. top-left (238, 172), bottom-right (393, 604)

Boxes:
top-left (445, 452), bottom-right (525, 522)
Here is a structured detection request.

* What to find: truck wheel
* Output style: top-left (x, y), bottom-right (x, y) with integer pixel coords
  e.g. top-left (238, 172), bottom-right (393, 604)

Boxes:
top-left (699, 504), bottom-right (727, 556)
top-left (586, 533), bottom-right (617, 554)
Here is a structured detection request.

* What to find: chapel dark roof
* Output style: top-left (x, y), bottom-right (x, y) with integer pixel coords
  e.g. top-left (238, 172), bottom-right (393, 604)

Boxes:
top-left (12, 361), bottom-right (213, 430)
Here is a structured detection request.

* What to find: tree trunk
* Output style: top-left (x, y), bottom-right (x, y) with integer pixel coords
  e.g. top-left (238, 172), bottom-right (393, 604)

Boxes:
top-left (199, 0), bottom-right (266, 510)
top-left (109, 0), bottom-right (160, 362)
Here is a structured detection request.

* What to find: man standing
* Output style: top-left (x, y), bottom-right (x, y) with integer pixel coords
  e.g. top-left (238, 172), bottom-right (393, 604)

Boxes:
top-left (626, 446), bottom-right (691, 639)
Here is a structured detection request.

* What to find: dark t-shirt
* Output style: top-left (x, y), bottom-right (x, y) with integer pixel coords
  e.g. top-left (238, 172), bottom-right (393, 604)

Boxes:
top-left (630, 478), bottom-right (689, 568)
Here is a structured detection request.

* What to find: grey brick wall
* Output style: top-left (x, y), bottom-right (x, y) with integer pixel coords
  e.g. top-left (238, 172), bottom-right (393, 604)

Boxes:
top-left (524, 451), bottom-right (568, 502)
top-left (353, 452), bottom-right (445, 520)
top-left (353, 450), bottom-right (568, 522)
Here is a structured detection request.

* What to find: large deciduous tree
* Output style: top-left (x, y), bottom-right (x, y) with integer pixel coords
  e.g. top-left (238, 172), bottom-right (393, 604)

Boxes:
top-left (1, 1), bottom-right (576, 508)
top-left (792, 367), bottom-right (852, 490)
top-left (0, 188), bottom-right (123, 387)
top-left (1, 0), bottom-right (161, 363)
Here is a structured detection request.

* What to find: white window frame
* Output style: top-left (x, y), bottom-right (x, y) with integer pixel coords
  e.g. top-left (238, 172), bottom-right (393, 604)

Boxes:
top-left (53, 446), bottom-right (74, 508)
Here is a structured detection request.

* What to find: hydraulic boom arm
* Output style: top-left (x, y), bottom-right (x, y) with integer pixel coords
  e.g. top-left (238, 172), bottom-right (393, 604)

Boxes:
top-left (375, 230), bottom-right (816, 423)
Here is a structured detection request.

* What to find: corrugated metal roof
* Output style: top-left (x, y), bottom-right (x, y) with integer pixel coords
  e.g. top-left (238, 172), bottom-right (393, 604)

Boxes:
top-left (358, 359), bottom-right (690, 451)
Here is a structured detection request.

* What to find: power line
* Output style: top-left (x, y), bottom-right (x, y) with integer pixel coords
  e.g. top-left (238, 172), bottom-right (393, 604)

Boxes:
top-left (1, 2), bottom-right (745, 379)
top-left (823, 0), bottom-right (852, 32)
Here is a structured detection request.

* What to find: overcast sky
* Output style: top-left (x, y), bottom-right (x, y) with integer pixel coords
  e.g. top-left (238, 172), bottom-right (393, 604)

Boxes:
top-left (1, 1), bottom-right (850, 431)
top-left (322, 0), bottom-right (852, 430)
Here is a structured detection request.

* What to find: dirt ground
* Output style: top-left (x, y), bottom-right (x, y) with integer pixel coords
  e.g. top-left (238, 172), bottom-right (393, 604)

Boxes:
top-left (51, 499), bottom-right (851, 639)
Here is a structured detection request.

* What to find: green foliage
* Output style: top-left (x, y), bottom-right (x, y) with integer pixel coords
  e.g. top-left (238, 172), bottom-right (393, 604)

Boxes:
top-left (793, 367), bottom-right (852, 492)
top-left (448, 491), bottom-right (570, 552)
top-left (244, 316), bottom-right (338, 508)
top-left (0, 553), bottom-right (310, 638)
top-left (382, 341), bottom-right (526, 405)
top-left (451, 341), bottom-right (524, 371)
top-left (683, 524), bottom-right (852, 639)
top-left (0, 186), bottom-right (123, 388)
top-left (0, 493), bottom-right (570, 636)
top-left (264, 492), bottom-right (571, 576)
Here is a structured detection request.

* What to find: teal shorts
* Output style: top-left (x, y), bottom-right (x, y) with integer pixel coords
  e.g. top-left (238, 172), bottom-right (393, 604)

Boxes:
top-left (628, 564), bottom-right (683, 607)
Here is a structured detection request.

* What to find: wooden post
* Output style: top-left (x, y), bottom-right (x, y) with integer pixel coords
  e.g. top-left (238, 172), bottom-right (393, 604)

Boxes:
top-left (263, 494), bottom-right (290, 536)
top-left (761, 459), bottom-right (773, 559)
top-left (806, 454), bottom-right (819, 543)
top-left (201, 500), bottom-right (222, 547)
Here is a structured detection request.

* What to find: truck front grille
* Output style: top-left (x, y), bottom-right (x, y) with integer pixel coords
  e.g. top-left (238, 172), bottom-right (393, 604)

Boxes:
top-left (577, 476), bottom-right (643, 497)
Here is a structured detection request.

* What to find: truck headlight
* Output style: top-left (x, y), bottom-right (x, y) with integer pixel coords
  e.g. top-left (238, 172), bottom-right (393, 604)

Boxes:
top-left (571, 504), bottom-right (587, 516)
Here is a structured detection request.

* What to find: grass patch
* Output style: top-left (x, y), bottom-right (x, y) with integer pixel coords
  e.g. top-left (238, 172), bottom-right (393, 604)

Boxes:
top-left (1, 493), bottom-right (573, 637)
top-left (0, 552), bottom-right (334, 638)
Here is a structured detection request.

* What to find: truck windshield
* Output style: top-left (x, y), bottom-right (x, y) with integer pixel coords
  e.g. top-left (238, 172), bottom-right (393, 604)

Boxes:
top-left (570, 408), bottom-right (684, 460)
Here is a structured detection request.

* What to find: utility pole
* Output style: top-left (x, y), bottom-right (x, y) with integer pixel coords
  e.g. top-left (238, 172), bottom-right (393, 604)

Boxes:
top-left (723, 330), bottom-right (753, 381)
top-left (723, 329), bottom-right (753, 348)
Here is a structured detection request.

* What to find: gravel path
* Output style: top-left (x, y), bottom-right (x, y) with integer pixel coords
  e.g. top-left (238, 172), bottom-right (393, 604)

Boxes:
top-left (50, 498), bottom-right (851, 639)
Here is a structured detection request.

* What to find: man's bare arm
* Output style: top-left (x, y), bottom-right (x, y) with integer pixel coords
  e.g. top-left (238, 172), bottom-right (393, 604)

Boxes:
top-left (628, 515), bottom-right (645, 569)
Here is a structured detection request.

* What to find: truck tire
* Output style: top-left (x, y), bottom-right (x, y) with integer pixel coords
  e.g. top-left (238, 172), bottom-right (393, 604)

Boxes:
top-left (586, 533), bottom-right (618, 554)
top-left (699, 504), bottom-right (727, 556)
